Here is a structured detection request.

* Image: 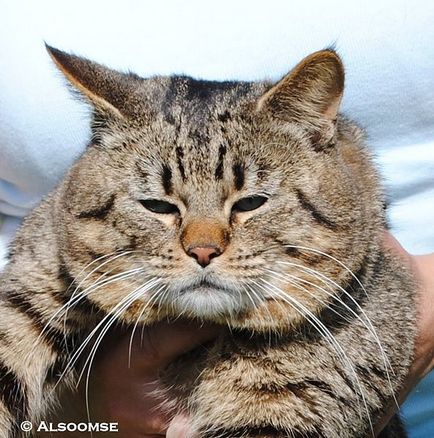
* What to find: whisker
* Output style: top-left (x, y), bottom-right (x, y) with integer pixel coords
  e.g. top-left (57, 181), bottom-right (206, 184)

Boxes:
top-left (275, 260), bottom-right (397, 408)
top-left (282, 244), bottom-right (370, 299)
top-left (62, 251), bottom-right (137, 332)
top-left (127, 283), bottom-right (167, 367)
top-left (52, 278), bottom-right (158, 394)
top-left (252, 278), bottom-right (372, 432)
top-left (79, 278), bottom-right (161, 384)
top-left (25, 267), bottom-right (145, 363)
top-left (264, 269), bottom-right (353, 324)
top-left (80, 279), bottom-right (161, 423)
top-left (265, 266), bottom-right (398, 410)
top-left (64, 251), bottom-right (133, 296)
top-left (243, 282), bottom-right (284, 342)
top-left (63, 266), bottom-right (144, 324)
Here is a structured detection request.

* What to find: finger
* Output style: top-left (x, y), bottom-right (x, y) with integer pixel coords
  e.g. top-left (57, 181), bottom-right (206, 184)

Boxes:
top-left (382, 230), bottom-right (412, 264)
top-left (166, 413), bottom-right (195, 438)
top-left (131, 319), bottom-right (222, 366)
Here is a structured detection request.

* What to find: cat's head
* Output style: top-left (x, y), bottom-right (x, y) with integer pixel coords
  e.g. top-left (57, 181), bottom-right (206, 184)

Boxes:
top-left (48, 46), bottom-right (384, 331)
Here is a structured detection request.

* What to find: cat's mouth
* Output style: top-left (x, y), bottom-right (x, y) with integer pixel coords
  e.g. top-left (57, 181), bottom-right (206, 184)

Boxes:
top-left (186, 278), bottom-right (224, 292)
top-left (176, 278), bottom-right (233, 296)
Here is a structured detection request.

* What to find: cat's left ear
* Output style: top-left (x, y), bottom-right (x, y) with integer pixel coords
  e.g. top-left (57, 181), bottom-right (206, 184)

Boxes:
top-left (257, 49), bottom-right (344, 148)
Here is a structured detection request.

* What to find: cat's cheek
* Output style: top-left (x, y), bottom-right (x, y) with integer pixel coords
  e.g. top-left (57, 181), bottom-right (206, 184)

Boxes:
top-left (99, 299), bottom-right (169, 325)
top-left (118, 298), bottom-right (161, 324)
top-left (67, 221), bottom-right (124, 255)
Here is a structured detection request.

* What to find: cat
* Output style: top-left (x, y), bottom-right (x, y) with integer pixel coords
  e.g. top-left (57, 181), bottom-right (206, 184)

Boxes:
top-left (0, 45), bottom-right (415, 437)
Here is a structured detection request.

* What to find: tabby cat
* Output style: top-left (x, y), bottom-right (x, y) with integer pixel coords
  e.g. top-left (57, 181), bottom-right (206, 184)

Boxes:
top-left (0, 46), bottom-right (415, 437)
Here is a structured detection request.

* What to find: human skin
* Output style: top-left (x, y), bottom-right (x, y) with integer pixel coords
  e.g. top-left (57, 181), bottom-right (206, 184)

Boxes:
top-left (46, 232), bottom-right (434, 438)
top-left (65, 322), bottom-right (220, 438)
top-left (373, 233), bottom-right (434, 435)
top-left (37, 322), bottom-right (219, 437)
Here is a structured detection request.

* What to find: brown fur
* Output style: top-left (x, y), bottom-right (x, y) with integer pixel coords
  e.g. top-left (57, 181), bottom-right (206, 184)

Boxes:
top-left (0, 46), bottom-right (415, 437)
top-left (181, 220), bottom-right (229, 253)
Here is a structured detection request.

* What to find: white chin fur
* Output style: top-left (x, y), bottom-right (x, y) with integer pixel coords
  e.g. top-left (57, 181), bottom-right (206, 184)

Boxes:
top-left (171, 287), bottom-right (252, 319)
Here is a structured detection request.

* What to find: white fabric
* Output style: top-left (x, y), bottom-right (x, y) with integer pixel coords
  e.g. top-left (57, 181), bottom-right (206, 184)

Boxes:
top-left (0, 1), bottom-right (433, 435)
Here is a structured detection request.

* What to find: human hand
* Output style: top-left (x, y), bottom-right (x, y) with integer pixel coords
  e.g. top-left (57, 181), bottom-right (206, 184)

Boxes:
top-left (83, 320), bottom-right (220, 437)
top-left (376, 231), bottom-right (434, 434)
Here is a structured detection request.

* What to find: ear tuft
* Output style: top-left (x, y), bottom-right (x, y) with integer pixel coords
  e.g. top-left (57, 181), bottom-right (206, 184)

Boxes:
top-left (258, 50), bottom-right (345, 147)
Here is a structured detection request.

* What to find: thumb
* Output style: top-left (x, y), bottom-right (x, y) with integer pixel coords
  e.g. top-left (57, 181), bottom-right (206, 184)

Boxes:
top-left (166, 413), bottom-right (196, 438)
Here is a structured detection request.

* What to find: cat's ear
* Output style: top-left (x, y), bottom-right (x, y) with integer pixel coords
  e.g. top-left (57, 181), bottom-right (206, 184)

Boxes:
top-left (257, 49), bottom-right (344, 147)
top-left (46, 44), bottom-right (141, 120)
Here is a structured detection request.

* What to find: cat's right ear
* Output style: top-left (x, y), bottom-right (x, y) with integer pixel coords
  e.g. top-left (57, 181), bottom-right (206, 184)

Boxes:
top-left (46, 44), bottom-right (141, 120)
top-left (257, 50), bottom-right (344, 148)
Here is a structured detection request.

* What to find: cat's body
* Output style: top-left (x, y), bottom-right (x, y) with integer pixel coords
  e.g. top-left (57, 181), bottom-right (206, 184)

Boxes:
top-left (0, 47), bottom-right (415, 437)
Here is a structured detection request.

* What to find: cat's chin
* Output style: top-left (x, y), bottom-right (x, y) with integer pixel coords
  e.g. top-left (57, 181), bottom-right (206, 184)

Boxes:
top-left (118, 291), bottom-right (309, 332)
top-left (164, 297), bottom-right (306, 333)
top-left (163, 287), bottom-right (252, 320)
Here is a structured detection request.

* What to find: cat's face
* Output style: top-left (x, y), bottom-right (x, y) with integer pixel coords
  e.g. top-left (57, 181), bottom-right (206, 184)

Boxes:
top-left (50, 47), bottom-right (384, 331)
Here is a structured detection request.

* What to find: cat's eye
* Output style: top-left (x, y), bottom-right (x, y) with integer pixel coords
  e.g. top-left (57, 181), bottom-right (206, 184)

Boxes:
top-left (232, 196), bottom-right (268, 213)
top-left (140, 199), bottom-right (180, 215)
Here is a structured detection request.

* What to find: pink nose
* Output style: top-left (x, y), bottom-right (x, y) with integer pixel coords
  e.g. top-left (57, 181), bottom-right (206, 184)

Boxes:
top-left (187, 246), bottom-right (222, 267)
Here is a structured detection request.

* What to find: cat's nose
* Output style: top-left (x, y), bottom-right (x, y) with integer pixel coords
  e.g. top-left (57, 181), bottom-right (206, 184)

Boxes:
top-left (187, 245), bottom-right (222, 267)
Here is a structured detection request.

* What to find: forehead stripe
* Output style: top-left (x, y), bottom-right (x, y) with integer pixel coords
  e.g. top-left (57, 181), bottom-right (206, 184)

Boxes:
top-left (176, 146), bottom-right (187, 181)
top-left (215, 143), bottom-right (227, 180)
top-left (162, 164), bottom-right (173, 195)
top-left (232, 162), bottom-right (245, 191)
